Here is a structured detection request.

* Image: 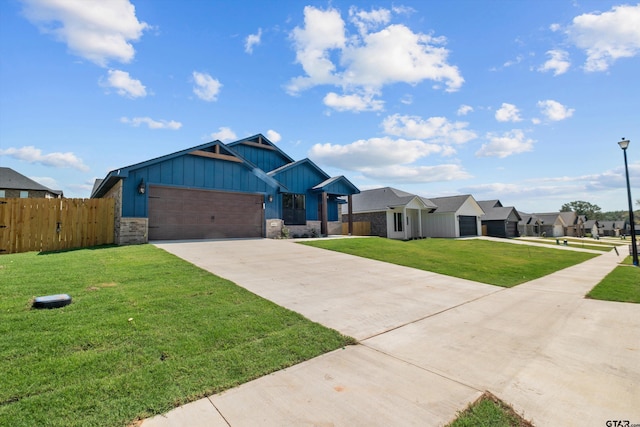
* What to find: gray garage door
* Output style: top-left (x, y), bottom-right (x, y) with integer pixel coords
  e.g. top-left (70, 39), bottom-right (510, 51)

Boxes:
top-left (458, 215), bottom-right (478, 236)
top-left (148, 186), bottom-right (263, 240)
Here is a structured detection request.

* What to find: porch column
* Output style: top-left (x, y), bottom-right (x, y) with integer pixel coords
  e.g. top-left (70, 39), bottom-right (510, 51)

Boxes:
top-left (321, 191), bottom-right (328, 236)
top-left (348, 194), bottom-right (353, 235)
top-left (418, 209), bottom-right (423, 237)
top-left (403, 207), bottom-right (408, 240)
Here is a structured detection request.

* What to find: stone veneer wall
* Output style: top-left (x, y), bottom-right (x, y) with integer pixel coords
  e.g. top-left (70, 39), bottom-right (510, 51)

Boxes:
top-left (267, 219), bottom-right (343, 238)
top-left (343, 212), bottom-right (387, 237)
top-left (117, 218), bottom-right (148, 245)
top-left (102, 180), bottom-right (148, 245)
top-left (265, 218), bottom-right (285, 239)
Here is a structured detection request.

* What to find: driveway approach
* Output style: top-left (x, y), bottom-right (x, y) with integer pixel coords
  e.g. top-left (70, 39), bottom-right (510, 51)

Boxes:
top-left (146, 238), bottom-right (640, 426)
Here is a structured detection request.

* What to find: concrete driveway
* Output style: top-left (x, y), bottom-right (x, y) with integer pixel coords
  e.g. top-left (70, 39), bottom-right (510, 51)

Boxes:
top-left (145, 238), bottom-right (640, 426)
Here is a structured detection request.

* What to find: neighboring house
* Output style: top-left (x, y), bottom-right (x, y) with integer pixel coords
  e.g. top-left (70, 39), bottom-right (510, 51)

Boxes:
top-left (518, 211), bottom-right (584, 237)
top-left (341, 187), bottom-right (437, 240)
top-left (91, 134), bottom-right (359, 244)
top-left (518, 212), bottom-right (544, 237)
top-left (600, 221), bottom-right (623, 237)
top-left (0, 167), bottom-right (63, 198)
top-left (423, 194), bottom-right (484, 238)
top-left (584, 220), bottom-right (623, 237)
top-left (559, 212), bottom-right (586, 237)
top-left (477, 200), bottom-right (521, 238)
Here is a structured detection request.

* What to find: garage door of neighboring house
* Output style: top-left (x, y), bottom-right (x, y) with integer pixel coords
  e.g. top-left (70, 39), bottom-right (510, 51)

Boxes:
top-left (148, 186), bottom-right (264, 240)
top-left (458, 215), bottom-right (478, 236)
top-left (506, 221), bottom-right (518, 238)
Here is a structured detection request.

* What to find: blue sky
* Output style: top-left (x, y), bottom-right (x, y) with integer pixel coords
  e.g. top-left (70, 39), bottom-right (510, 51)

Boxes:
top-left (1, 0), bottom-right (639, 212)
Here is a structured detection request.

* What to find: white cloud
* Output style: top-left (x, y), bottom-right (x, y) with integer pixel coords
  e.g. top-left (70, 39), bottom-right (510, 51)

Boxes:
top-left (340, 24), bottom-right (463, 91)
top-left (400, 94), bottom-right (413, 105)
top-left (101, 69), bottom-right (146, 98)
top-left (309, 136), bottom-right (444, 170)
top-left (209, 127), bottom-right (237, 142)
top-left (567, 4), bottom-right (640, 72)
top-left (288, 6), bottom-right (346, 93)
top-left (457, 104), bottom-right (473, 116)
top-left (29, 176), bottom-right (59, 190)
top-left (538, 49), bottom-right (571, 75)
top-left (476, 130), bottom-right (534, 158)
top-left (120, 117), bottom-right (181, 130)
top-left (360, 164), bottom-right (471, 183)
top-left (245, 28), bottom-right (262, 54)
top-left (349, 6), bottom-right (392, 35)
top-left (549, 23), bottom-right (562, 32)
top-left (537, 99), bottom-right (574, 121)
top-left (287, 6), bottom-right (463, 110)
top-left (323, 92), bottom-right (384, 112)
top-left (461, 162), bottom-right (640, 211)
top-left (382, 114), bottom-right (477, 144)
top-left (503, 55), bottom-right (523, 67)
top-left (495, 103), bottom-right (522, 122)
top-left (192, 71), bottom-right (222, 101)
top-left (21, 0), bottom-right (149, 67)
top-left (0, 145), bottom-right (89, 171)
top-left (266, 130), bottom-right (281, 143)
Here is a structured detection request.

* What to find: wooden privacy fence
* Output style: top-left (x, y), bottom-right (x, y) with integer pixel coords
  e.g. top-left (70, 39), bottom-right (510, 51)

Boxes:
top-left (0, 198), bottom-right (115, 254)
top-left (342, 221), bottom-right (371, 236)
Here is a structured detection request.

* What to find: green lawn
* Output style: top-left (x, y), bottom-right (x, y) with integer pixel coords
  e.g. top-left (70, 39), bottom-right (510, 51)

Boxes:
top-left (447, 392), bottom-right (533, 427)
top-left (0, 245), bottom-right (353, 427)
top-left (302, 237), bottom-right (597, 287)
top-left (587, 257), bottom-right (640, 303)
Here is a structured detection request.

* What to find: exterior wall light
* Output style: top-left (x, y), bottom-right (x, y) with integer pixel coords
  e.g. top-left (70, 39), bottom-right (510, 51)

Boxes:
top-left (137, 179), bottom-right (146, 195)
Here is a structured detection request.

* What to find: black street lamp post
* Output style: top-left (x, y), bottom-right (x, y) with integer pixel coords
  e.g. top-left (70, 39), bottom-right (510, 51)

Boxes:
top-left (618, 138), bottom-right (639, 267)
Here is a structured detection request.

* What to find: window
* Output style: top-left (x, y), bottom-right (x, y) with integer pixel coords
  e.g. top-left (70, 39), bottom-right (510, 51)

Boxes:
top-left (282, 193), bottom-right (306, 225)
top-left (394, 212), bottom-right (403, 232)
top-left (20, 191), bottom-right (28, 198)
top-left (0, 190), bottom-right (5, 198)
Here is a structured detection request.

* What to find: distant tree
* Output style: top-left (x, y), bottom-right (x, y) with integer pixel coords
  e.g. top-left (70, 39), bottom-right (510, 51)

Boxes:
top-left (560, 201), bottom-right (602, 219)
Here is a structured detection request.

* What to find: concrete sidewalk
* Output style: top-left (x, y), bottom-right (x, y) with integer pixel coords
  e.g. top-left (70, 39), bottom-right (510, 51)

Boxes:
top-left (144, 239), bottom-right (639, 426)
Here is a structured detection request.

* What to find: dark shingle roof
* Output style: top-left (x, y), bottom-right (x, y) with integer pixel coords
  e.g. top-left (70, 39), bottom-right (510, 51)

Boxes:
top-left (347, 187), bottom-right (436, 213)
top-left (0, 167), bottom-right (61, 194)
top-left (478, 200), bottom-right (521, 221)
top-left (429, 194), bottom-right (473, 213)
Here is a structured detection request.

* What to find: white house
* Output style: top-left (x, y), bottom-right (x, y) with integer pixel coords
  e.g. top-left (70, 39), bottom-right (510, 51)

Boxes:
top-left (422, 195), bottom-right (485, 238)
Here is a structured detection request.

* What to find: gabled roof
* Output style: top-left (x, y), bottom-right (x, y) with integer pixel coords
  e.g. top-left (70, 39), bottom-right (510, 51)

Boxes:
top-left (518, 212), bottom-right (566, 226)
top-left (518, 212), bottom-right (543, 225)
top-left (312, 175), bottom-right (360, 196)
top-left (91, 140), bottom-right (281, 198)
top-left (429, 194), bottom-right (475, 213)
top-left (478, 200), bottom-right (521, 221)
top-left (483, 206), bottom-right (521, 221)
top-left (478, 200), bottom-right (502, 209)
top-left (347, 187), bottom-right (437, 213)
top-left (227, 134), bottom-right (295, 163)
top-left (267, 158), bottom-right (330, 180)
top-left (534, 212), bottom-right (567, 226)
top-left (0, 167), bottom-right (62, 195)
top-left (558, 211), bottom-right (579, 225)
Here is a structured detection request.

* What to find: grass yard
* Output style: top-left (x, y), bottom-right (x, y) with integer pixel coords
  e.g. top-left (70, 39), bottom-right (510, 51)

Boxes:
top-left (301, 237), bottom-right (597, 287)
top-left (447, 392), bottom-right (533, 427)
top-left (0, 245), bottom-right (353, 427)
top-left (587, 258), bottom-right (640, 303)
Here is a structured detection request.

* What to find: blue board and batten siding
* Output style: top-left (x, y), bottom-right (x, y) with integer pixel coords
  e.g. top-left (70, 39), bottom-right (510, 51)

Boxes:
top-left (122, 154), bottom-right (274, 217)
top-left (229, 143), bottom-right (291, 173)
top-left (270, 160), bottom-right (342, 222)
top-left (93, 133), bottom-right (359, 241)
